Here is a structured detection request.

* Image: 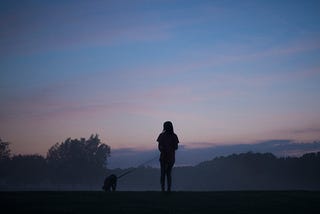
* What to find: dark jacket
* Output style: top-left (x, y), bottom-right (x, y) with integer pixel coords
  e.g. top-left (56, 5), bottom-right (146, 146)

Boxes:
top-left (157, 132), bottom-right (179, 164)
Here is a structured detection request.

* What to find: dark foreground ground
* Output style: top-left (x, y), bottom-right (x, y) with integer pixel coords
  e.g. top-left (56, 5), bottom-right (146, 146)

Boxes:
top-left (1, 191), bottom-right (320, 214)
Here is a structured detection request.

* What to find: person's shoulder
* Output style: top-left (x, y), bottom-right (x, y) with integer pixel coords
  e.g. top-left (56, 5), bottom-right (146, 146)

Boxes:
top-left (158, 132), bottom-right (165, 137)
top-left (157, 132), bottom-right (164, 141)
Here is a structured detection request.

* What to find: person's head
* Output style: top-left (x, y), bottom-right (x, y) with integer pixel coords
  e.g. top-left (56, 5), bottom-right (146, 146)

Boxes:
top-left (163, 121), bottom-right (174, 134)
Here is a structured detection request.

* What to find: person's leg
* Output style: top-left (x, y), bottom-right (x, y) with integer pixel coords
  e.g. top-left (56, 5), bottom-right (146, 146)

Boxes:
top-left (166, 163), bottom-right (174, 192)
top-left (160, 161), bottom-right (165, 191)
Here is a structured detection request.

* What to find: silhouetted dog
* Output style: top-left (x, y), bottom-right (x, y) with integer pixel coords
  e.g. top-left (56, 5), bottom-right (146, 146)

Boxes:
top-left (102, 174), bottom-right (117, 192)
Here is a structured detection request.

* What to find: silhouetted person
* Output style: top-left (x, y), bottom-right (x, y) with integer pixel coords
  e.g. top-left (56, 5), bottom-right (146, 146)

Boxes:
top-left (102, 174), bottom-right (117, 191)
top-left (157, 121), bottom-right (179, 192)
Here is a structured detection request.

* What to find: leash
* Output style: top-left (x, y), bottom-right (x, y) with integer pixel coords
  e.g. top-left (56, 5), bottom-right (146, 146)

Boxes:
top-left (117, 155), bottom-right (158, 180)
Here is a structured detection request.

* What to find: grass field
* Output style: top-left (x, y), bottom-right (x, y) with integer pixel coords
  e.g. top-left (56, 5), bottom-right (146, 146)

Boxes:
top-left (1, 191), bottom-right (320, 213)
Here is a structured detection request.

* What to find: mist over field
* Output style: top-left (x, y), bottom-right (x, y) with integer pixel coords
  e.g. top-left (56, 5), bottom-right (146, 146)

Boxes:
top-left (109, 140), bottom-right (320, 168)
top-left (112, 152), bottom-right (320, 191)
top-left (1, 136), bottom-right (320, 191)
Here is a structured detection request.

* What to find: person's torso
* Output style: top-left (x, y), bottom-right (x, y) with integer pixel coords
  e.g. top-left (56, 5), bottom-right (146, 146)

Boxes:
top-left (159, 133), bottom-right (177, 162)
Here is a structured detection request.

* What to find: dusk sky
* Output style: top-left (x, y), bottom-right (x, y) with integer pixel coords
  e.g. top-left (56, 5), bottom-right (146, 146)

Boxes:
top-left (1, 0), bottom-right (320, 156)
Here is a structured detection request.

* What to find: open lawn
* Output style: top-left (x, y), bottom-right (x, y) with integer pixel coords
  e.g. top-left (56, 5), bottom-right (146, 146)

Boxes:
top-left (1, 191), bottom-right (319, 214)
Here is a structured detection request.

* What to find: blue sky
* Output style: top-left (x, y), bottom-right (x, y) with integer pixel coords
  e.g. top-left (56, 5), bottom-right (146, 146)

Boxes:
top-left (1, 0), bottom-right (320, 156)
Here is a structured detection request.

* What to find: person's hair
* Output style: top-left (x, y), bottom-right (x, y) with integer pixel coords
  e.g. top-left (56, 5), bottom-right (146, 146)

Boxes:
top-left (163, 121), bottom-right (174, 134)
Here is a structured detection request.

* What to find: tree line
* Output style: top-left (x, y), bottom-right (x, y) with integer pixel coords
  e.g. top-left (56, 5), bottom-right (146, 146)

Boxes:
top-left (1, 136), bottom-right (320, 190)
top-left (0, 135), bottom-right (110, 190)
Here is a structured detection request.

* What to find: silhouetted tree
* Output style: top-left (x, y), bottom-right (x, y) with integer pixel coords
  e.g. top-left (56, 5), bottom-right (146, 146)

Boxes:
top-left (0, 139), bottom-right (11, 186)
top-left (7, 154), bottom-right (47, 186)
top-left (46, 134), bottom-right (110, 185)
top-left (0, 138), bottom-right (10, 160)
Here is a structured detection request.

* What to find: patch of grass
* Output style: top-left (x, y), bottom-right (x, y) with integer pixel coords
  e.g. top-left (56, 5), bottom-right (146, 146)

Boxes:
top-left (1, 191), bottom-right (319, 213)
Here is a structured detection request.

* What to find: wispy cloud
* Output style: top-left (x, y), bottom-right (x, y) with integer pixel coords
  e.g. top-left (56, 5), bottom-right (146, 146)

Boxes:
top-left (2, 39), bottom-right (319, 123)
top-left (2, 1), bottom-right (204, 55)
top-left (292, 128), bottom-right (320, 134)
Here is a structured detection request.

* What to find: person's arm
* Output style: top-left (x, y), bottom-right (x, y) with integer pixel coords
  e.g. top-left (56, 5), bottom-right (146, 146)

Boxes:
top-left (174, 134), bottom-right (179, 150)
top-left (157, 134), bottom-right (163, 151)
